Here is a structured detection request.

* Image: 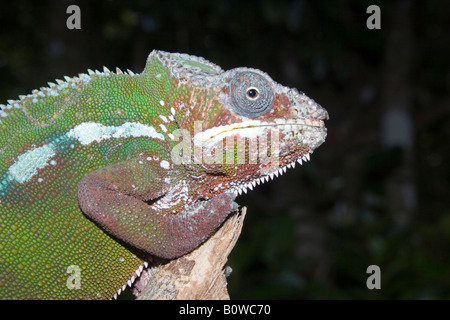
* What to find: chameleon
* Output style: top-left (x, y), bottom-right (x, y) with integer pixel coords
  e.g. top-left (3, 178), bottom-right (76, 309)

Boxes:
top-left (0, 50), bottom-right (328, 299)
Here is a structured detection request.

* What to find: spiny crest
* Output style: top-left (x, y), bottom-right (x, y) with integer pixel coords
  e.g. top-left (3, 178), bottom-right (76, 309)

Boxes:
top-left (0, 66), bottom-right (139, 123)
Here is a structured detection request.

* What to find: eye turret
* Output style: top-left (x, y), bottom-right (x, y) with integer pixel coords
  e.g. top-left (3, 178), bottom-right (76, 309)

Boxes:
top-left (229, 71), bottom-right (274, 118)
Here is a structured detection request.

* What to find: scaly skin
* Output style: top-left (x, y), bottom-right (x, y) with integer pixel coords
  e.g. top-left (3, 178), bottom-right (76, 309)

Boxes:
top-left (0, 50), bottom-right (328, 299)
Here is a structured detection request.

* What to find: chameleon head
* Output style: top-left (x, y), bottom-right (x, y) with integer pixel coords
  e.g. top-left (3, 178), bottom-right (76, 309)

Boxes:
top-left (153, 51), bottom-right (328, 194)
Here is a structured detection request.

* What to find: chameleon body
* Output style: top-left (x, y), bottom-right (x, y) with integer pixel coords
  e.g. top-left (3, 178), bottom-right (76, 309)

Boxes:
top-left (0, 50), bottom-right (328, 299)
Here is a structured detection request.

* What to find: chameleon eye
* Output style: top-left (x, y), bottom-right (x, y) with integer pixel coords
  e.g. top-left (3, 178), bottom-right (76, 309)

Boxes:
top-left (229, 71), bottom-right (274, 117)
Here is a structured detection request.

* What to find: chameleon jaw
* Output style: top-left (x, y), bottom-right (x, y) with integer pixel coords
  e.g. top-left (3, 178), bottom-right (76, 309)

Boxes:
top-left (191, 118), bottom-right (326, 197)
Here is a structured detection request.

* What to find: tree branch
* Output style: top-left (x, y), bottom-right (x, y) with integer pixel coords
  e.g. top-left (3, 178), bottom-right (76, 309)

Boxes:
top-left (135, 207), bottom-right (246, 300)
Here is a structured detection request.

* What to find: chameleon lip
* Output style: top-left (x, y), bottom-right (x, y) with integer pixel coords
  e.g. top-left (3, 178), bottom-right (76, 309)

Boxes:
top-left (193, 118), bottom-right (325, 144)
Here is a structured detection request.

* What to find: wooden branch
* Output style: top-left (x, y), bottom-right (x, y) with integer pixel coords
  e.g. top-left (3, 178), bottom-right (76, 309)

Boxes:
top-left (135, 207), bottom-right (247, 300)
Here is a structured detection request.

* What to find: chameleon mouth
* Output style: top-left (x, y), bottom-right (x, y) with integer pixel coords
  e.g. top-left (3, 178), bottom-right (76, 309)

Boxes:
top-left (192, 118), bottom-right (327, 197)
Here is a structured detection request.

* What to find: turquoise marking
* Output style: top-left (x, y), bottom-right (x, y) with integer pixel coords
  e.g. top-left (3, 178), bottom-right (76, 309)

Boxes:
top-left (67, 122), bottom-right (165, 145)
top-left (8, 144), bottom-right (56, 183)
top-left (0, 121), bottom-right (164, 192)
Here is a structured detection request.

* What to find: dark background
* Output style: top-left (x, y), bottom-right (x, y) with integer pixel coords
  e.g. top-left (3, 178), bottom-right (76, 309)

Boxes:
top-left (1, 0), bottom-right (449, 299)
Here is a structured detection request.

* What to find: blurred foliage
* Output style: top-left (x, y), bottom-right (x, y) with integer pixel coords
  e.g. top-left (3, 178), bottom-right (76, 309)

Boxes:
top-left (0, 0), bottom-right (449, 299)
